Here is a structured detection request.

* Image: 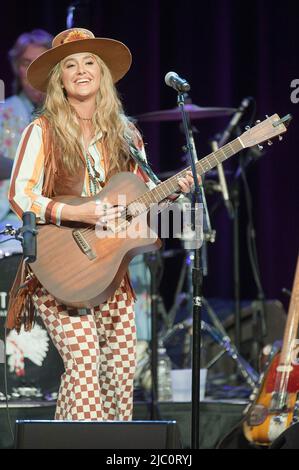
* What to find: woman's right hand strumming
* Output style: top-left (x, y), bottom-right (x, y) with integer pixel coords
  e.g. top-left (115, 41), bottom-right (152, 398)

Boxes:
top-left (61, 199), bottom-right (124, 227)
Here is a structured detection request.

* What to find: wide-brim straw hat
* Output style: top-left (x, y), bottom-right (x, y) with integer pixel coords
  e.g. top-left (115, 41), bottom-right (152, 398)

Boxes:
top-left (27, 28), bottom-right (132, 93)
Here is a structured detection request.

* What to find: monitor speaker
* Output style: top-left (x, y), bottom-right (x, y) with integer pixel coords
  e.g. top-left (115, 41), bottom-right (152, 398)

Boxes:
top-left (270, 424), bottom-right (299, 449)
top-left (15, 420), bottom-right (181, 449)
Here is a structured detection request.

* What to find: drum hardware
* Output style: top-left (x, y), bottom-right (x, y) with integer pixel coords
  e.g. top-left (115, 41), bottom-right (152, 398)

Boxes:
top-left (201, 320), bottom-right (259, 389)
top-left (0, 224), bottom-right (18, 237)
top-left (0, 212), bottom-right (37, 263)
top-left (0, 224), bottom-right (21, 258)
top-left (159, 296), bottom-right (260, 389)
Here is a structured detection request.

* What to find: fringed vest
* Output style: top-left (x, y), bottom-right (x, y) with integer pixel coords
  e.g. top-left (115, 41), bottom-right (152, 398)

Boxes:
top-left (6, 116), bottom-right (139, 332)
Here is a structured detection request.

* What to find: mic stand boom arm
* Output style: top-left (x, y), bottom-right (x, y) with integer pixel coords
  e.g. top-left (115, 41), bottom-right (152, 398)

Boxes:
top-left (213, 97), bottom-right (253, 220)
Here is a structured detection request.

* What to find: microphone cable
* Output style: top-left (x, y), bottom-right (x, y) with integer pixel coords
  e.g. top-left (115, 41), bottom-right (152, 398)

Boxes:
top-left (4, 322), bottom-right (15, 443)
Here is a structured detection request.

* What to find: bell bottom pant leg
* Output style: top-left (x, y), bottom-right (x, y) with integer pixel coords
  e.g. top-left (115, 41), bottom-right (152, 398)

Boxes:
top-left (33, 287), bottom-right (103, 420)
top-left (94, 286), bottom-right (137, 421)
top-left (33, 286), bottom-right (136, 421)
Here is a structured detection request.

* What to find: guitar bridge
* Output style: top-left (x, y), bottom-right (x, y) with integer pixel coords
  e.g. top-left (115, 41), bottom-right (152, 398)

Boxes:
top-left (72, 230), bottom-right (96, 260)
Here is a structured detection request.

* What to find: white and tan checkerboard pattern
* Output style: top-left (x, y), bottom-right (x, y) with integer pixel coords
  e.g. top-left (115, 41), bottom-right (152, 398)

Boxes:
top-left (33, 284), bottom-right (136, 421)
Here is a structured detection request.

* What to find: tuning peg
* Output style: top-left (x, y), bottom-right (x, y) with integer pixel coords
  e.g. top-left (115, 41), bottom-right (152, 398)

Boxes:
top-left (265, 114), bottom-right (269, 119)
top-left (255, 120), bottom-right (261, 125)
top-left (267, 140), bottom-right (273, 146)
top-left (245, 126), bottom-right (251, 131)
top-left (258, 145), bottom-right (264, 151)
top-left (279, 136), bottom-right (283, 142)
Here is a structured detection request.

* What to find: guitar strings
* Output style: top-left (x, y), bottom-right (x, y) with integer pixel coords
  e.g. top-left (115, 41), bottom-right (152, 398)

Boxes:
top-left (79, 206), bottom-right (133, 236)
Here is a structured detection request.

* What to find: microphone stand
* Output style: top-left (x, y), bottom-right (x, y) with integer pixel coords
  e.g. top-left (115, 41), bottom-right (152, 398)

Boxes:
top-left (235, 152), bottom-right (267, 368)
top-left (211, 98), bottom-right (253, 351)
top-left (177, 92), bottom-right (203, 449)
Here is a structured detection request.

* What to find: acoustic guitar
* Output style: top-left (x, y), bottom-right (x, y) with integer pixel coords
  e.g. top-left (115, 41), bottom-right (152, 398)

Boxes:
top-left (29, 114), bottom-right (290, 308)
top-left (243, 254), bottom-right (299, 446)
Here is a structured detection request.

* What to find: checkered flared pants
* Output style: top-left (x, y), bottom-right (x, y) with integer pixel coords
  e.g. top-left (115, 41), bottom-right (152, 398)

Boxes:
top-left (32, 284), bottom-right (137, 421)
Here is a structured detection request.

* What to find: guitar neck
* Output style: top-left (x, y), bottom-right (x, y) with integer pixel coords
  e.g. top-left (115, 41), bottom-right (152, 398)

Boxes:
top-left (280, 256), bottom-right (299, 366)
top-left (129, 137), bottom-right (244, 211)
top-left (128, 113), bottom-right (289, 215)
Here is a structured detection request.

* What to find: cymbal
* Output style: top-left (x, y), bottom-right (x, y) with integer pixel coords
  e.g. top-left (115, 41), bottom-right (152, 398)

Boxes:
top-left (136, 104), bottom-right (236, 122)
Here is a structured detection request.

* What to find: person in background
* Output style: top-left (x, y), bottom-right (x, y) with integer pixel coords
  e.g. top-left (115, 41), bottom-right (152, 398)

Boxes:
top-left (0, 30), bottom-right (53, 241)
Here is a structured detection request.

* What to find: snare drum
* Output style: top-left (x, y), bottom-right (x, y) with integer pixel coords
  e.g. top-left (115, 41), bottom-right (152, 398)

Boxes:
top-left (0, 251), bottom-right (64, 398)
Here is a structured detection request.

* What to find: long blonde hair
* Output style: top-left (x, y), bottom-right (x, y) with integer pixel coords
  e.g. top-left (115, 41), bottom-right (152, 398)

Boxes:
top-left (41, 54), bottom-right (133, 181)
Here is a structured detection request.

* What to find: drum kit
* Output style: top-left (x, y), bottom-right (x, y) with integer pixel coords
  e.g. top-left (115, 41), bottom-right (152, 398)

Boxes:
top-left (0, 101), bottom-right (256, 402)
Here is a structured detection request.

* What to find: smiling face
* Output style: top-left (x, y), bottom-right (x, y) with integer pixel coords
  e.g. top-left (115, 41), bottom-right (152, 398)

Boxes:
top-left (61, 52), bottom-right (101, 102)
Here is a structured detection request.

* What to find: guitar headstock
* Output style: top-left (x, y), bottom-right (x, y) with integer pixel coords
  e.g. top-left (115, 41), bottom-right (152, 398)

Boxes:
top-left (239, 114), bottom-right (291, 149)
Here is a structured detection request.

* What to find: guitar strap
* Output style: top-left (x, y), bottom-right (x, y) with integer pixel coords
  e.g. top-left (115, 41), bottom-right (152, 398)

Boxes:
top-left (125, 134), bottom-right (161, 186)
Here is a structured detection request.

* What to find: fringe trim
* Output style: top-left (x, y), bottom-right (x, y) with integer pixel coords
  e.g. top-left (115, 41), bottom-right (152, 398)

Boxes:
top-left (6, 258), bottom-right (39, 333)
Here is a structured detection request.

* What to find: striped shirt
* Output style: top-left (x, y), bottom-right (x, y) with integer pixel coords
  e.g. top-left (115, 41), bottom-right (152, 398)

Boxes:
top-left (9, 119), bottom-right (155, 226)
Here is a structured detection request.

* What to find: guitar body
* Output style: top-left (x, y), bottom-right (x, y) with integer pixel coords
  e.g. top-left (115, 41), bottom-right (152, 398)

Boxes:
top-left (243, 352), bottom-right (299, 446)
top-left (29, 172), bottom-right (162, 307)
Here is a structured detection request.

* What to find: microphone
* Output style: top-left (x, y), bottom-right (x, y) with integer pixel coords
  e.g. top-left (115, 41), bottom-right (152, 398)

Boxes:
top-left (165, 71), bottom-right (191, 93)
top-left (211, 140), bottom-right (234, 219)
top-left (218, 97), bottom-right (253, 147)
top-left (211, 97), bottom-right (253, 219)
top-left (21, 212), bottom-right (37, 263)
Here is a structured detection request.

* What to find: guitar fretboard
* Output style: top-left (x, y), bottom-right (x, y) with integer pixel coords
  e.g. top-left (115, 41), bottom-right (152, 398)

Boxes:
top-left (129, 138), bottom-right (244, 215)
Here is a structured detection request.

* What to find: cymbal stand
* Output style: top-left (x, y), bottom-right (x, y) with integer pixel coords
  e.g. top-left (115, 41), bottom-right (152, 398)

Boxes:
top-left (201, 298), bottom-right (259, 387)
top-left (202, 319), bottom-right (259, 388)
top-left (162, 255), bottom-right (259, 387)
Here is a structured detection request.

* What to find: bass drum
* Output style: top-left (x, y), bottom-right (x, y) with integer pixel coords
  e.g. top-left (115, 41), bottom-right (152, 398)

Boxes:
top-left (0, 251), bottom-right (64, 399)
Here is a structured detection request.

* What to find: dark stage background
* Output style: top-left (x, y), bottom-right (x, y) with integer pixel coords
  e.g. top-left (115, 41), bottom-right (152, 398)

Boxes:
top-left (1, 0), bottom-right (298, 313)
